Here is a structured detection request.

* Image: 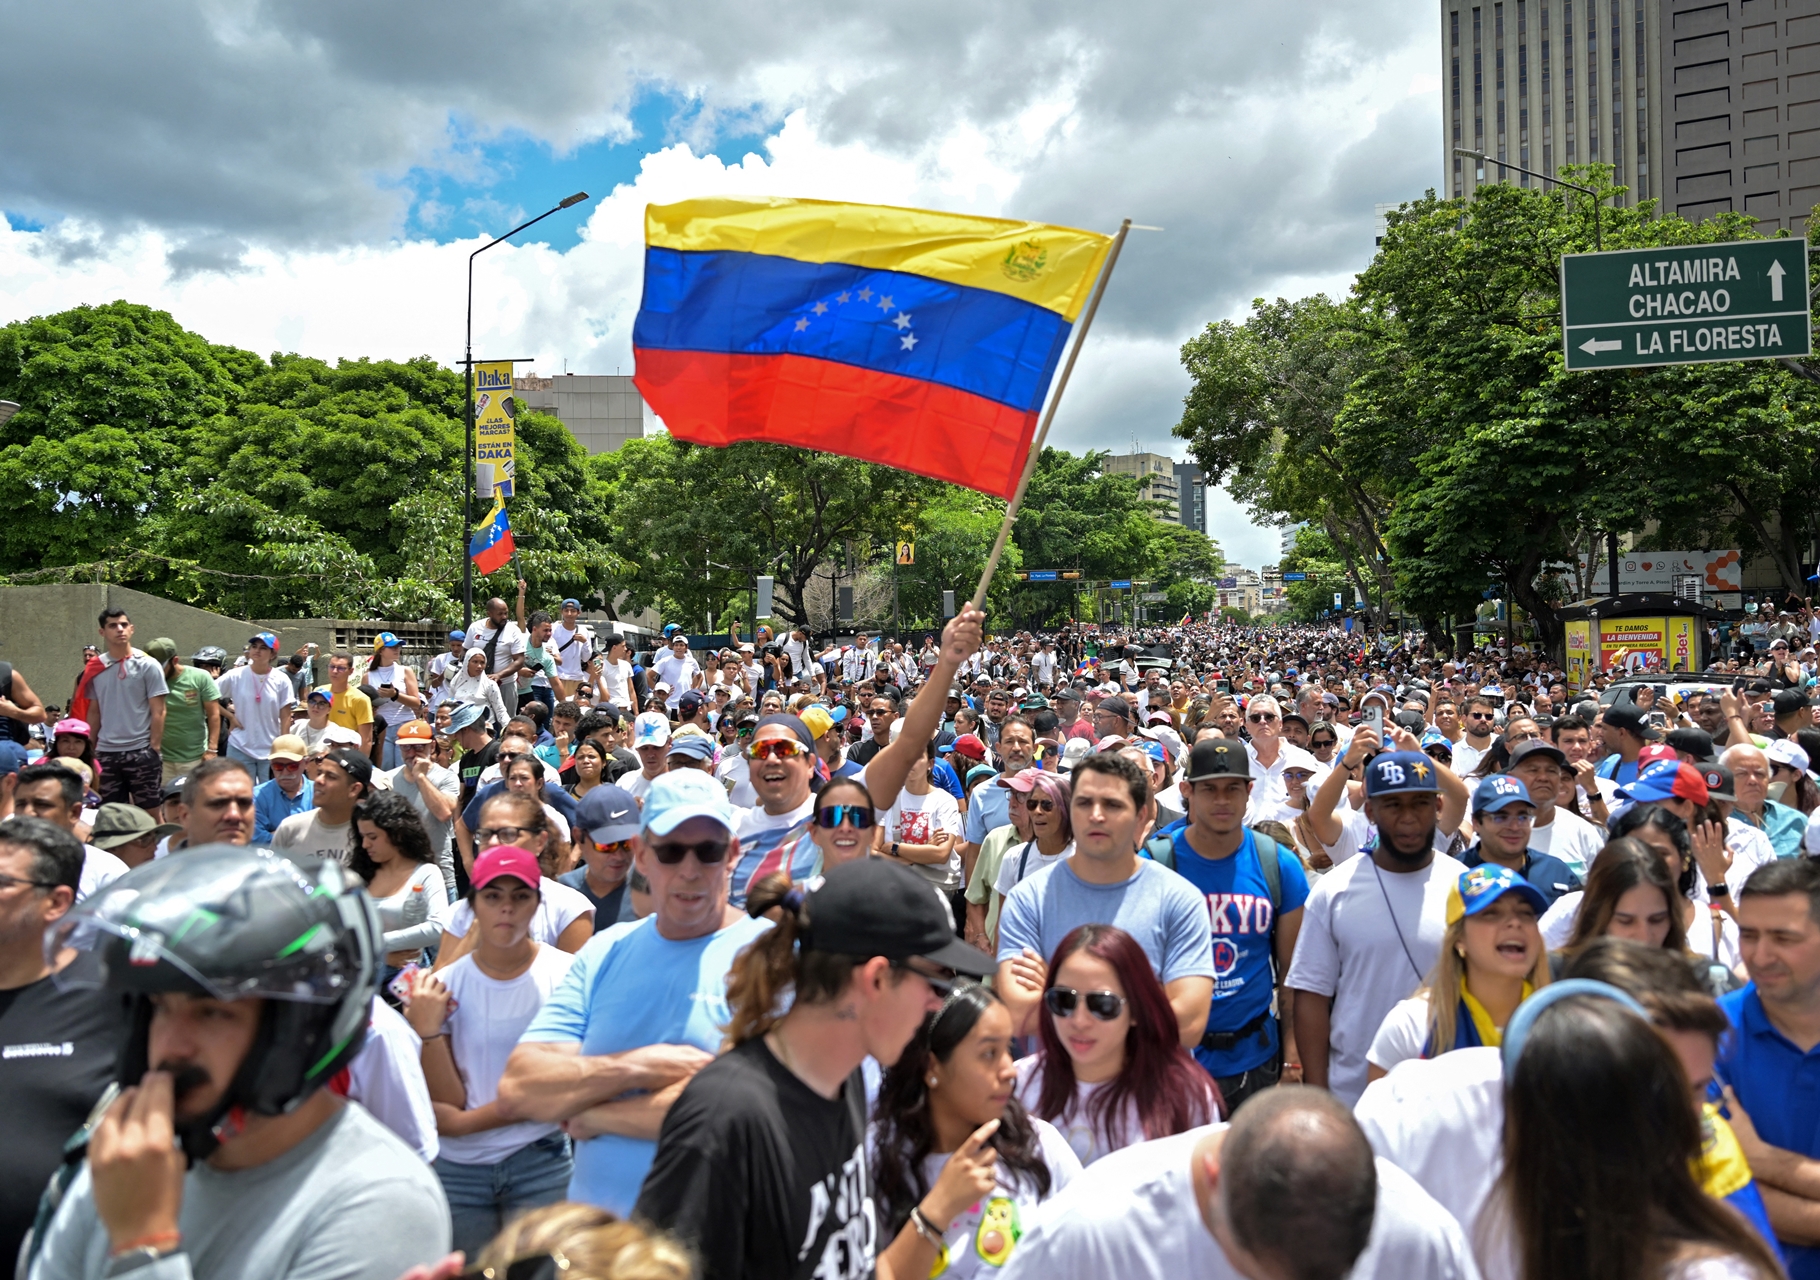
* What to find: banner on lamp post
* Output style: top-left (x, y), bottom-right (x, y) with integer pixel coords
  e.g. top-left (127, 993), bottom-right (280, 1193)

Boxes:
top-left (474, 361), bottom-right (517, 497)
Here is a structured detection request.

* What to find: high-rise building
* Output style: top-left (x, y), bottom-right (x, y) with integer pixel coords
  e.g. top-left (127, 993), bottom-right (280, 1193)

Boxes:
top-left (1102, 452), bottom-right (1181, 522)
top-left (1173, 462), bottom-right (1206, 533)
top-left (1442, 0), bottom-right (1820, 235)
top-left (512, 373), bottom-right (652, 455)
top-left (1281, 522), bottom-right (1309, 558)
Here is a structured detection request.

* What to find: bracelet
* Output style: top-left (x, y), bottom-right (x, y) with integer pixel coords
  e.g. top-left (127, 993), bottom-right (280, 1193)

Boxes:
top-left (109, 1232), bottom-right (181, 1258)
top-left (908, 1205), bottom-right (946, 1250)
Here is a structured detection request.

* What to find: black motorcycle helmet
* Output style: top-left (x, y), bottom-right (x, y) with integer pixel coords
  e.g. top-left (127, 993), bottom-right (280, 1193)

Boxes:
top-left (49, 845), bottom-right (380, 1162)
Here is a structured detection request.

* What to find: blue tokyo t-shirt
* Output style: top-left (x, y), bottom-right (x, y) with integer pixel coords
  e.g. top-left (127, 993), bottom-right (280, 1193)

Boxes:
top-left (519, 912), bottom-right (773, 1215)
top-left (1166, 828), bottom-right (1310, 1078)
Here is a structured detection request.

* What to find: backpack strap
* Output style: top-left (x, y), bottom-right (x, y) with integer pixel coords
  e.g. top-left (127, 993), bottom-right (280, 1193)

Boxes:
top-left (1249, 829), bottom-right (1282, 921)
top-left (1016, 839), bottom-right (1038, 882)
top-left (1142, 833), bottom-right (1176, 871)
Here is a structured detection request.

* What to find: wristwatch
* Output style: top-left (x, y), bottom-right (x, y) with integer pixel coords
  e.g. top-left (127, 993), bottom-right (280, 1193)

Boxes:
top-left (891, 842), bottom-right (901, 857)
top-left (1709, 883), bottom-right (1731, 897)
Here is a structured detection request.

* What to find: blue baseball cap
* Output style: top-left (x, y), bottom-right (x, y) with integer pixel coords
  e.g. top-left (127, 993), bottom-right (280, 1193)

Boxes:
top-left (249, 631), bottom-right (279, 650)
top-left (1363, 751), bottom-right (1440, 796)
top-left (641, 769), bottom-right (735, 838)
top-left (1474, 774), bottom-right (1534, 814)
top-left (1447, 864), bottom-right (1549, 925)
top-left (561, 598), bottom-right (581, 608)
top-left (448, 630), bottom-right (466, 641)
top-left (0, 740), bottom-right (29, 776)
top-left (666, 733), bottom-right (717, 763)
top-left (373, 631), bottom-right (400, 649)
top-left (576, 783), bottom-right (640, 844)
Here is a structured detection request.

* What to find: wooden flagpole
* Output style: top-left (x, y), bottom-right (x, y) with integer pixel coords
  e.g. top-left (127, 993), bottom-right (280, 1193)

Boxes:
top-left (968, 218), bottom-right (1132, 613)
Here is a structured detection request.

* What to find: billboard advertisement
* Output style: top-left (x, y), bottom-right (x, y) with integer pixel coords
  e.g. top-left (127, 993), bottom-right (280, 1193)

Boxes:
top-left (473, 360), bottom-right (516, 497)
top-left (1574, 549), bottom-right (1741, 593)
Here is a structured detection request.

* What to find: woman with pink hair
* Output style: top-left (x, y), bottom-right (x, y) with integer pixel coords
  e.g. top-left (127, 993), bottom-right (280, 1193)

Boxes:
top-left (993, 769), bottom-right (1073, 906)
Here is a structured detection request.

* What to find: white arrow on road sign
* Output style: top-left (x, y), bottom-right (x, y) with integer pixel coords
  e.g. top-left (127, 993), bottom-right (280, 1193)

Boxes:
top-left (1578, 337), bottom-right (1623, 354)
top-left (1769, 259), bottom-right (1787, 302)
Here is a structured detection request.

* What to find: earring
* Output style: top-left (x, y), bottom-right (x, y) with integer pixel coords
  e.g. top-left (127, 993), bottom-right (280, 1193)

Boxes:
top-left (927, 1076), bottom-right (939, 1088)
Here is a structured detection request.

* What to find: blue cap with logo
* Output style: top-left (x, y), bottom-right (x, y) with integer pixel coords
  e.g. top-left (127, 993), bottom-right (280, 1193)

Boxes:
top-left (1363, 751), bottom-right (1440, 796)
top-left (666, 733), bottom-right (717, 763)
top-left (1447, 864), bottom-right (1549, 925)
top-left (249, 631), bottom-right (279, 650)
top-left (641, 769), bottom-right (735, 837)
top-left (577, 783), bottom-right (640, 845)
top-left (373, 631), bottom-right (400, 650)
top-left (1474, 774), bottom-right (1534, 814)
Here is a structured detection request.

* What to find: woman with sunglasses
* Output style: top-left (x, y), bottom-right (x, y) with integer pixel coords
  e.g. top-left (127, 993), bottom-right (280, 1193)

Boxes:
top-left (992, 770), bottom-right (1072, 902)
top-left (872, 984), bottom-right (1081, 1278)
top-left (405, 844), bottom-right (577, 1258)
top-left (809, 775), bottom-right (877, 876)
top-left (1014, 923), bottom-right (1218, 1166)
top-left (1365, 865), bottom-right (1551, 1080)
top-left (434, 792), bottom-right (595, 968)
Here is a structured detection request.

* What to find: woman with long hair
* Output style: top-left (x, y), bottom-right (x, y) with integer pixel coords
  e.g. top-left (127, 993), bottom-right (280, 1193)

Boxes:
top-left (1491, 991), bottom-right (1783, 1280)
top-left (1553, 837), bottom-right (1691, 956)
top-left (365, 632), bottom-right (423, 770)
top-left (351, 791), bottom-right (451, 979)
top-left (809, 775), bottom-right (877, 875)
top-left (992, 771), bottom-right (1072, 901)
top-left (872, 984), bottom-right (1080, 1278)
top-left (565, 738), bottom-right (608, 801)
top-left (633, 858), bottom-right (996, 1280)
top-left (1366, 865), bottom-right (1551, 1078)
top-left (1014, 923), bottom-right (1219, 1166)
top-left (456, 1202), bottom-right (691, 1280)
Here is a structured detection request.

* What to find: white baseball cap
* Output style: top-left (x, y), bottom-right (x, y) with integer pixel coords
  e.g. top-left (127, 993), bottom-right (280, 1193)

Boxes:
top-left (632, 711), bottom-right (672, 749)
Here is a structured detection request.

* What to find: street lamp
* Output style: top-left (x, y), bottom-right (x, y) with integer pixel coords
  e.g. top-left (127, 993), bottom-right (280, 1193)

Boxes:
top-left (462, 191), bottom-right (591, 628)
top-left (1452, 148), bottom-right (1603, 250)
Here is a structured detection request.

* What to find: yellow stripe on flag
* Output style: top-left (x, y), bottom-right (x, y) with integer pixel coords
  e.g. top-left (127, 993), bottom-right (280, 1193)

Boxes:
top-left (645, 197), bottom-right (1113, 321)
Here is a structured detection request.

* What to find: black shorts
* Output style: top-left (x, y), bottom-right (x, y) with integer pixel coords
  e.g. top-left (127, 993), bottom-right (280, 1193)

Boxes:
top-left (96, 747), bottom-right (164, 810)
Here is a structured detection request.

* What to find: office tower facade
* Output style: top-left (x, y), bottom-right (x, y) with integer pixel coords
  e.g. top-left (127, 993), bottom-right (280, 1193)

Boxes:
top-left (512, 373), bottom-right (651, 455)
top-left (1103, 452), bottom-right (1181, 522)
top-left (1174, 462), bottom-right (1207, 532)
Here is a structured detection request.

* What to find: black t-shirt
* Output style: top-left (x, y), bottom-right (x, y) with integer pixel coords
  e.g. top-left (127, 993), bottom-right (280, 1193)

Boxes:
top-left (457, 738), bottom-right (500, 808)
top-left (847, 738), bottom-right (884, 767)
top-left (0, 953), bottom-right (131, 1265)
top-left (635, 1036), bottom-right (873, 1280)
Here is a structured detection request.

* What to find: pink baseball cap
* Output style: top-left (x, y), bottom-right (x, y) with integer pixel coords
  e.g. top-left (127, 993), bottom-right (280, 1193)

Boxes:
top-left (471, 845), bottom-right (542, 891)
top-left (52, 718), bottom-right (91, 739)
top-left (1637, 743), bottom-right (1678, 767)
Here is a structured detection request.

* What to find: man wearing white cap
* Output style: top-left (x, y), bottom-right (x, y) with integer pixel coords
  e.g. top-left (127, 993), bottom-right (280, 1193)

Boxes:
top-left (215, 631), bottom-right (296, 783)
top-left (625, 711), bottom-right (672, 803)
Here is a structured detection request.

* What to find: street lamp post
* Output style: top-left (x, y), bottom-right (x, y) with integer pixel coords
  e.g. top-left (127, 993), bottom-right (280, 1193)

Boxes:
top-left (463, 191), bottom-right (590, 629)
top-left (1452, 148), bottom-right (1603, 251)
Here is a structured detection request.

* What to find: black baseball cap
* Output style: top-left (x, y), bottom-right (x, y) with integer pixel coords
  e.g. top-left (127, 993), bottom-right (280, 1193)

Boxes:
top-left (1185, 737), bottom-right (1252, 782)
top-left (803, 859), bottom-right (994, 976)
top-left (1665, 727), bottom-right (1716, 762)
top-left (1098, 695), bottom-right (1133, 723)
top-left (1774, 689), bottom-right (1812, 718)
top-left (1603, 703), bottom-right (1648, 735)
top-left (1507, 739), bottom-right (1568, 770)
top-left (1698, 762), bottom-right (1737, 803)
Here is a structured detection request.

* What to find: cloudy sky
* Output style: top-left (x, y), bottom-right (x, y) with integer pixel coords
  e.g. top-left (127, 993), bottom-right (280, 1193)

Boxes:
top-left (0, 0), bottom-right (1440, 569)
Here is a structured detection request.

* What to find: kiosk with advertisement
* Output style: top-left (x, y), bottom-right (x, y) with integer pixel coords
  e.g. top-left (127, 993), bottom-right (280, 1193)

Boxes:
top-left (1557, 594), bottom-right (1719, 689)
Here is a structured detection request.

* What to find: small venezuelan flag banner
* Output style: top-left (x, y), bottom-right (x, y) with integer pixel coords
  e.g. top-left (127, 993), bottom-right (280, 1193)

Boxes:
top-left (469, 497), bottom-right (514, 576)
top-left (632, 197), bottom-right (1113, 500)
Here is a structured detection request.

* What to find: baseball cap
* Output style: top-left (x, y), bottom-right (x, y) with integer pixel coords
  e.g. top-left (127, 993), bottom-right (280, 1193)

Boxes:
top-left (1279, 744), bottom-right (1320, 775)
top-left (640, 769), bottom-right (735, 837)
top-left (801, 859), bottom-right (994, 977)
top-left (667, 734), bottom-right (717, 763)
top-left (1363, 751), bottom-right (1441, 796)
top-left (577, 783), bottom-right (640, 845)
top-left (88, 803), bottom-right (182, 850)
top-left (1098, 695), bottom-right (1133, 722)
top-left (323, 747), bottom-right (375, 792)
top-left (51, 718), bottom-right (90, 739)
top-left (1473, 775), bottom-right (1534, 814)
top-left (997, 767), bottom-right (1046, 793)
top-left (1664, 728), bottom-right (1716, 762)
top-left (248, 631), bottom-right (279, 651)
top-left (373, 631), bottom-right (400, 650)
top-left (1697, 762), bottom-right (1737, 803)
top-left (799, 706), bottom-right (836, 741)
top-left (632, 712), bottom-right (673, 749)
top-left (448, 630), bottom-right (466, 641)
top-left (0, 741), bottom-right (28, 777)
top-left (1616, 760), bottom-right (1710, 807)
top-left (396, 720), bottom-right (434, 743)
top-left (1636, 743), bottom-right (1678, 768)
top-left (1507, 739), bottom-right (1568, 770)
top-left (1446, 864), bottom-right (1549, 925)
top-left (949, 734), bottom-right (988, 763)
top-left (160, 775), bottom-right (187, 803)
top-left (678, 689), bottom-right (708, 716)
top-left (143, 637), bottom-right (178, 664)
top-left (306, 688), bottom-right (332, 704)
top-left (1185, 738), bottom-right (1251, 782)
top-left (561, 598), bottom-right (581, 608)
top-left (1766, 739), bottom-right (1812, 773)
top-left (1603, 703), bottom-right (1648, 735)
top-left (268, 734), bottom-right (308, 763)
top-left (1775, 689), bottom-right (1813, 718)
top-left (446, 702), bottom-right (490, 734)
top-left (1060, 738), bottom-right (1093, 772)
top-left (1022, 694), bottom-right (1051, 711)
top-left (472, 845), bottom-right (543, 891)
top-left (1419, 729), bottom-right (1454, 757)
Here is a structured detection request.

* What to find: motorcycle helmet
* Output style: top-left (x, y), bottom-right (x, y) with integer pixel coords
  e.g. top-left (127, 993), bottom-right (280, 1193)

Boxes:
top-left (49, 845), bottom-right (379, 1162)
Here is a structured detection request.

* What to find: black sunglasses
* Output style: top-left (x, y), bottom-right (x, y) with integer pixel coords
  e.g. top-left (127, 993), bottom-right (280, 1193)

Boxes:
top-left (649, 839), bottom-right (731, 865)
top-left (1044, 986), bottom-right (1127, 1021)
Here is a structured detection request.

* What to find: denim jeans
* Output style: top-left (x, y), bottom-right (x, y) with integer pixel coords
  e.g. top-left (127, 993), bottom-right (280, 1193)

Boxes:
top-left (226, 743), bottom-right (270, 784)
top-left (434, 1132), bottom-right (574, 1258)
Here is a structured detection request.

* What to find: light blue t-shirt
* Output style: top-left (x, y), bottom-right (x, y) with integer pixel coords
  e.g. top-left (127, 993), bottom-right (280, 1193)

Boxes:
top-left (995, 858), bottom-right (1214, 986)
top-left (519, 912), bottom-right (772, 1214)
top-left (964, 780), bottom-right (1011, 844)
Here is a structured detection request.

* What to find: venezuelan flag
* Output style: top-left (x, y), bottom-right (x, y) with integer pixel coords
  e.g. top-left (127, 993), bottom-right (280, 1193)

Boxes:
top-left (633, 197), bottom-right (1113, 500)
top-left (469, 497), bottom-right (514, 576)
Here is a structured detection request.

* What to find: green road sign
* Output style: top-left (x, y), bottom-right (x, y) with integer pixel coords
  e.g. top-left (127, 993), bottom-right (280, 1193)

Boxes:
top-left (1560, 240), bottom-right (1810, 371)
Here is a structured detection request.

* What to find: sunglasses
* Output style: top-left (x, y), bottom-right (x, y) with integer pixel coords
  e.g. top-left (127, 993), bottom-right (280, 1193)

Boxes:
top-left (459, 1253), bottom-right (568, 1280)
top-left (1310, 738), bottom-right (1337, 749)
top-left (270, 760), bottom-right (303, 773)
top-left (1247, 712), bottom-right (1279, 723)
top-left (1025, 797), bottom-right (1057, 812)
top-left (898, 959), bottom-right (959, 998)
top-left (650, 839), bottom-right (731, 865)
top-left (814, 804), bottom-right (875, 830)
top-left (1044, 986), bottom-right (1128, 1021)
top-left (588, 837), bottom-right (635, 855)
top-left (746, 739), bottom-right (811, 762)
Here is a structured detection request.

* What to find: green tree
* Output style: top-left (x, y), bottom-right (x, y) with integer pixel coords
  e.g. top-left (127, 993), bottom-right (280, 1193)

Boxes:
top-left (1278, 527), bottom-right (1349, 623)
top-left (895, 487), bottom-right (1020, 630)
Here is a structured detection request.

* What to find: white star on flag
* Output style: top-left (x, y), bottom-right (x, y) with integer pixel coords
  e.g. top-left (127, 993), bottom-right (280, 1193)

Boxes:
top-left (876, 295), bottom-right (894, 310)
top-left (901, 333), bottom-right (918, 351)
top-left (794, 317), bottom-right (810, 331)
top-left (892, 312), bottom-right (912, 330)
top-left (812, 302), bottom-right (828, 316)
top-left (837, 292), bottom-right (851, 303)
top-left (857, 287), bottom-right (873, 301)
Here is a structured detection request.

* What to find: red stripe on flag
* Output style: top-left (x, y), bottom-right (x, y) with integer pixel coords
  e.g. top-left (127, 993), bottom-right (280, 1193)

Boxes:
top-left (634, 349), bottom-right (1040, 500)
top-left (472, 529), bottom-right (514, 576)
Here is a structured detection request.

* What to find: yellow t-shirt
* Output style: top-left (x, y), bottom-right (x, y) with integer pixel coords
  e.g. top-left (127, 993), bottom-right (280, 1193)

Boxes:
top-left (322, 687), bottom-right (373, 733)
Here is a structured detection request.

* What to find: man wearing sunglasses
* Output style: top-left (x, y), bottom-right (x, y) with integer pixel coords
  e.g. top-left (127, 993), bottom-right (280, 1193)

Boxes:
top-left (724, 715), bottom-right (821, 908)
top-left (1451, 696), bottom-right (1500, 778)
top-left (1240, 694), bottom-right (1290, 829)
top-left (502, 770), bottom-right (770, 1217)
top-left (559, 783), bottom-right (641, 931)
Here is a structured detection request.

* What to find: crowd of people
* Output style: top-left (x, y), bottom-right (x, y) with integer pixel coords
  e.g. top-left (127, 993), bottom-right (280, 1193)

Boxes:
top-left (3, 596), bottom-right (1820, 1279)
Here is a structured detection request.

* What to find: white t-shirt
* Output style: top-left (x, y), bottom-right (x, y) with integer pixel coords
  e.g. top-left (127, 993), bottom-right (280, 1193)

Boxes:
top-left (1012, 1054), bottom-right (1149, 1168)
top-left (1242, 742), bottom-right (1288, 826)
top-left (434, 945), bottom-right (575, 1164)
top-left (597, 659), bottom-right (635, 711)
top-left (881, 787), bottom-right (964, 890)
top-left (995, 839), bottom-right (1075, 898)
top-left (998, 1124), bottom-right (1479, 1280)
top-left (78, 844), bottom-right (129, 902)
top-left (550, 622), bottom-right (591, 680)
top-left (1353, 1047), bottom-right (1506, 1278)
top-left (345, 996), bottom-right (439, 1163)
top-left (445, 877), bottom-right (595, 946)
top-left (1526, 806), bottom-right (1604, 877)
top-left (217, 666), bottom-right (298, 759)
top-left (651, 653), bottom-right (700, 708)
top-left (1450, 739), bottom-right (1490, 776)
top-left (1284, 851), bottom-right (1469, 1105)
top-left (270, 810), bottom-right (354, 865)
top-left (1367, 992), bottom-right (1436, 1072)
top-left (902, 1117), bottom-right (1080, 1278)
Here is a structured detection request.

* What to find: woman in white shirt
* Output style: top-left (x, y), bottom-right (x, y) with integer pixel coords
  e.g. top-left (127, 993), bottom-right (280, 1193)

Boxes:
top-left (433, 792), bottom-right (594, 968)
top-left (444, 648), bottom-right (510, 732)
top-left (351, 792), bottom-right (452, 983)
top-left (1013, 923), bottom-right (1218, 1167)
top-left (404, 844), bottom-right (576, 1257)
top-left (1366, 864), bottom-right (1550, 1079)
top-left (872, 984), bottom-right (1080, 1278)
top-left (877, 735), bottom-right (965, 914)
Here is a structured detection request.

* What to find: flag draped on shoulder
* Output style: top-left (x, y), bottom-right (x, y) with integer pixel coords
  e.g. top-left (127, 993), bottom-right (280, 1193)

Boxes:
top-left (632, 197), bottom-right (1113, 500)
top-left (469, 497), bottom-right (514, 576)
